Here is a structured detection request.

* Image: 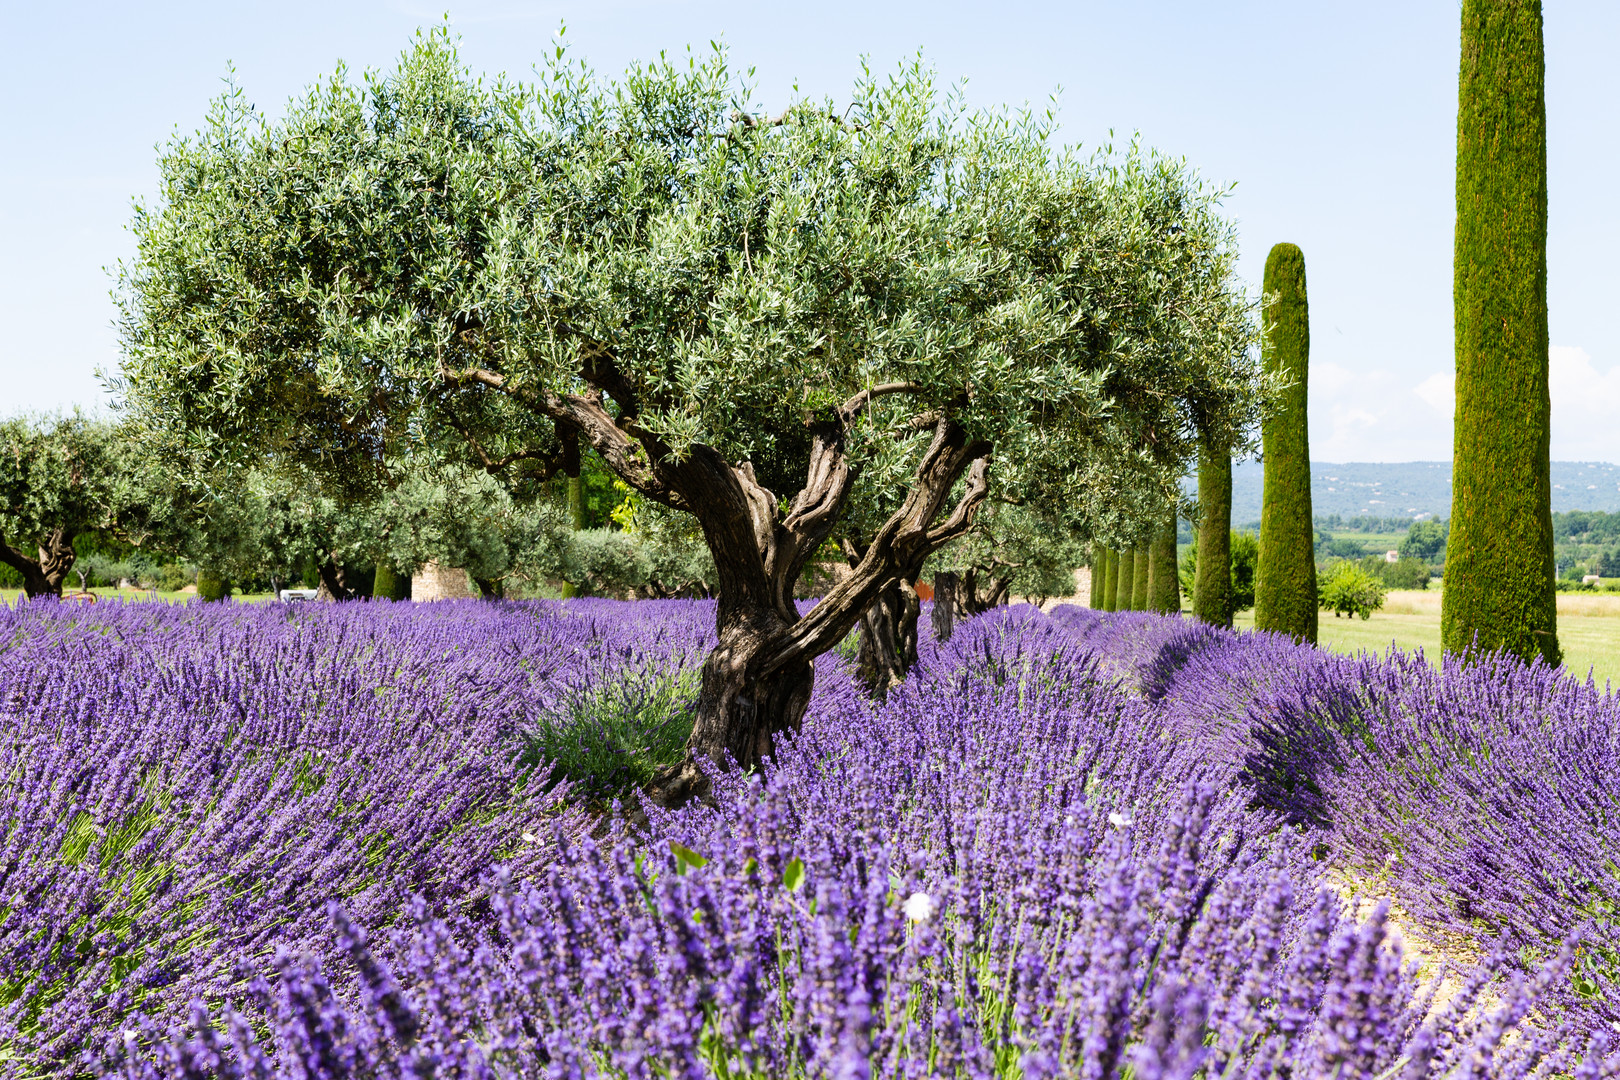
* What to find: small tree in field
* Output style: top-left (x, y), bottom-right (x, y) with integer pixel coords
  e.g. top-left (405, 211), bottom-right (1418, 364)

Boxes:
top-left (0, 414), bottom-right (123, 598)
top-left (117, 34), bottom-right (1262, 799)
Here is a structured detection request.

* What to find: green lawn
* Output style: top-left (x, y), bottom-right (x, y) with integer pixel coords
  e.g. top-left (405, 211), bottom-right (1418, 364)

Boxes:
top-left (1233, 588), bottom-right (1620, 688)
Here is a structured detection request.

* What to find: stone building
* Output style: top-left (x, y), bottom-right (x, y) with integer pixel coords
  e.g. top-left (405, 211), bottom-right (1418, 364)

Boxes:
top-left (411, 561), bottom-right (477, 602)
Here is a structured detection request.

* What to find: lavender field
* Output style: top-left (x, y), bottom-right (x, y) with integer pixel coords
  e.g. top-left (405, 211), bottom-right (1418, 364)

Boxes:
top-left (0, 598), bottom-right (1616, 1079)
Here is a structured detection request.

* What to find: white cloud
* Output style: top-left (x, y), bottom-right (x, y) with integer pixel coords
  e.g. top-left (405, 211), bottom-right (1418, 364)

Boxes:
top-left (1550, 346), bottom-right (1620, 461)
top-left (1311, 362), bottom-right (1354, 396)
top-left (1413, 372), bottom-right (1452, 416)
top-left (1307, 365), bottom-right (1452, 462)
top-left (1302, 348), bottom-right (1620, 463)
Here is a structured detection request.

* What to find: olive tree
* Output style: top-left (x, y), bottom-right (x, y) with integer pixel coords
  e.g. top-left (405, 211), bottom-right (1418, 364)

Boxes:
top-left (929, 501), bottom-right (1087, 645)
top-left (0, 414), bottom-right (124, 598)
top-left (117, 33), bottom-right (1262, 800)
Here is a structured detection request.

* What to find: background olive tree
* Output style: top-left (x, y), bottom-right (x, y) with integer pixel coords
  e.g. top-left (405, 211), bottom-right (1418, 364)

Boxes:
top-left (0, 414), bottom-right (125, 598)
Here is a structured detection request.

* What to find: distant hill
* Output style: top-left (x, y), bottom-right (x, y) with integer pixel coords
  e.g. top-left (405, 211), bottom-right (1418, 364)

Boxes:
top-left (1215, 461), bottom-right (1620, 524)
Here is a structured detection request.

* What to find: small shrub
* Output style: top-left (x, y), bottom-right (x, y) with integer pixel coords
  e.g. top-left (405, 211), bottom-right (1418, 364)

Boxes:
top-left (521, 662), bottom-right (699, 803)
top-left (1382, 556), bottom-right (1431, 590)
top-left (157, 563), bottom-right (193, 592)
top-left (1318, 561), bottom-right (1387, 619)
top-left (194, 569), bottom-right (231, 601)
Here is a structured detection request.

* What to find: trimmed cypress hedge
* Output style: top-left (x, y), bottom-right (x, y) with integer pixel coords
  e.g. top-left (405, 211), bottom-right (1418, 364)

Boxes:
top-left (561, 474), bottom-right (586, 600)
top-left (1101, 548), bottom-right (1118, 611)
top-left (195, 570), bottom-right (231, 602)
top-left (1130, 545), bottom-right (1150, 610)
top-left (1148, 512), bottom-right (1181, 613)
top-left (1115, 549), bottom-right (1136, 612)
top-left (1254, 243), bottom-right (1319, 644)
top-left (374, 562), bottom-right (407, 602)
top-left (1193, 439), bottom-right (1233, 627)
top-left (1443, 0), bottom-right (1559, 666)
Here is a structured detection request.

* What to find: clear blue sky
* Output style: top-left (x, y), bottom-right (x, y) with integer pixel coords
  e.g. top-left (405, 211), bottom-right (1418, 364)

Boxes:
top-left (4, 1), bottom-right (1617, 462)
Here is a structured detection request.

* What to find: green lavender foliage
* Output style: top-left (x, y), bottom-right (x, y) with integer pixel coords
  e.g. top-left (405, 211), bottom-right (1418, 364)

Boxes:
top-left (1443, 0), bottom-right (1558, 666)
top-left (1193, 440), bottom-right (1234, 627)
top-left (1255, 243), bottom-right (1318, 644)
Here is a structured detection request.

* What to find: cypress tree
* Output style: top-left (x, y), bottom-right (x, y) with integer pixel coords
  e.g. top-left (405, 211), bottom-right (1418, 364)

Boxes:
top-left (1254, 243), bottom-right (1319, 644)
top-left (1115, 549), bottom-right (1135, 612)
top-left (1443, 0), bottom-right (1558, 665)
top-left (1131, 545), bottom-right (1150, 610)
top-left (1192, 439), bottom-right (1233, 627)
top-left (560, 473), bottom-right (587, 600)
top-left (1148, 511), bottom-right (1181, 613)
top-left (1100, 548), bottom-right (1116, 611)
top-left (374, 561), bottom-right (402, 601)
top-left (1089, 546), bottom-right (1103, 608)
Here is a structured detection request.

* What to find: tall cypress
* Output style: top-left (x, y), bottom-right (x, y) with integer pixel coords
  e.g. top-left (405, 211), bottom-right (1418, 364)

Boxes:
top-left (1254, 243), bottom-right (1319, 644)
top-left (1131, 545), bottom-right (1150, 610)
top-left (1115, 549), bottom-right (1135, 612)
top-left (1148, 511), bottom-right (1181, 613)
top-left (1443, 0), bottom-right (1557, 666)
top-left (1193, 439), bottom-right (1233, 627)
top-left (1101, 548), bottom-right (1118, 611)
top-left (560, 474), bottom-right (587, 600)
top-left (1089, 546), bottom-right (1103, 608)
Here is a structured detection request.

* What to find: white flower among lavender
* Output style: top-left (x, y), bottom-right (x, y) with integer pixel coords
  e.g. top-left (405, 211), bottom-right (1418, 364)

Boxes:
top-left (903, 891), bottom-right (936, 923)
top-left (1108, 809), bottom-right (1134, 828)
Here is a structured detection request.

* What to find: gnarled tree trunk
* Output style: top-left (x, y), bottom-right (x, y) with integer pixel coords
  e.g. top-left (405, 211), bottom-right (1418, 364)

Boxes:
top-left (643, 412), bottom-right (992, 807)
top-left (931, 570), bottom-right (960, 643)
top-left (854, 577), bottom-right (920, 697)
top-left (315, 555), bottom-right (362, 601)
top-left (961, 567), bottom-right (1014, 614)
top-left (0, 526), bottom-right (76, 599)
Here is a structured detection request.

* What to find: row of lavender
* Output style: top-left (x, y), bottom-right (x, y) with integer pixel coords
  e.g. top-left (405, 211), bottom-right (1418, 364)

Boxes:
top-left (0, 598), bottom-right (1614, 1077)
top-left (0, 599), bottom-right (710, 1072)
top-left (1040, 605), bottom-right (1620, 1017)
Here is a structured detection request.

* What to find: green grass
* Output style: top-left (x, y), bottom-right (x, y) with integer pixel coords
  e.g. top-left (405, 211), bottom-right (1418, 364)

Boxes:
top-left (1232, 588), bottom-right (1620, 687)
top-left (1, 587), bottom-right (279, 606)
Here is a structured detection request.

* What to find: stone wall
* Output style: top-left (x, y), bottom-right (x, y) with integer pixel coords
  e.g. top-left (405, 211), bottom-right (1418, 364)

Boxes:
top-left (411, 561), bottom-right (477, 602)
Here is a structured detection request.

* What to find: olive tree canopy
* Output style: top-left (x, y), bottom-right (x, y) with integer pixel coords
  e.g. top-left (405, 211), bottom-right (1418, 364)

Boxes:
top-left (117, 31), bottom-right (1263, 798)
top-left (0, 414), bottom-right (124, 598)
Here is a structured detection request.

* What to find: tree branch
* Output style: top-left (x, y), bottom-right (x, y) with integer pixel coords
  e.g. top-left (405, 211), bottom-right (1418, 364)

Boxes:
top-left (837, 382), bottom-right (924, 424)
top-left (439, 362), bottom-right (688, 511)
top-left (765, 419), bottom-right (992, 668)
